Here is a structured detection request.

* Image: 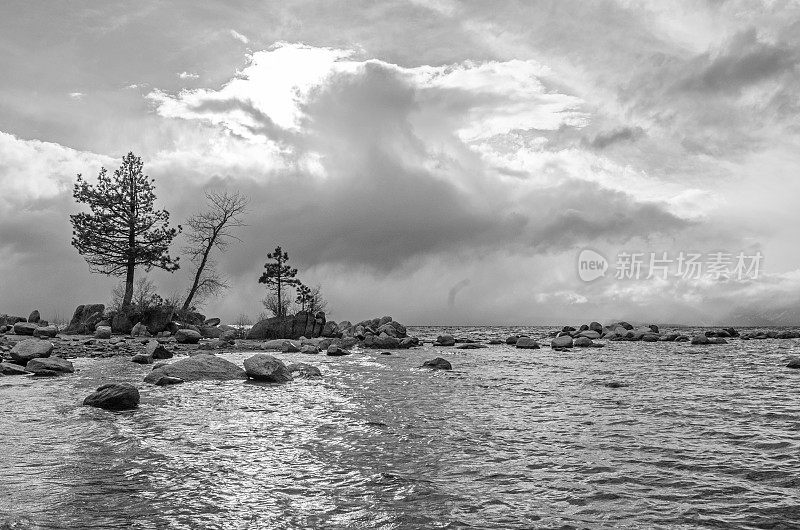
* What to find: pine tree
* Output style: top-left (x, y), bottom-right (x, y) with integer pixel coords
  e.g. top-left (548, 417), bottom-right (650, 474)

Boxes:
top-left (70, 152), bottom-right (180, 311)
top-left (295, 283), bottom-right (312, 312)
top-left (257, 246), bottom-right (300, 318)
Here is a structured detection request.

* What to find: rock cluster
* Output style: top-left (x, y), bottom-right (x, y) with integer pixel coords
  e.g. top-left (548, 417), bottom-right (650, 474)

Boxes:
top-left (247, 311), bottom-right (326, 340)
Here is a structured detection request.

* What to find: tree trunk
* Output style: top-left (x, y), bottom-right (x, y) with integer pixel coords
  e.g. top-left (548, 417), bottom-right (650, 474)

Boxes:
top-left (277, 279), bottom-right (283, 317)
top-left (182, 237), bottom-right (214, 312)
top-left (122, 259), bottom-right (135, 310)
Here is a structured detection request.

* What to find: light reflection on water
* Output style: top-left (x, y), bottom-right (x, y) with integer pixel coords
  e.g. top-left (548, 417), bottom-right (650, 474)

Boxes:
top-left (1, 326), bottom-right (799, 529)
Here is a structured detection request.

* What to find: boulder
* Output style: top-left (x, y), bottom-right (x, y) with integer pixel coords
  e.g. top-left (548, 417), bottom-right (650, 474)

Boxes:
top-left (175, 329), bottom-right (201, 344)
top-left (246, 311), bottom-right (326, 340)
top-left (94, 326), bottom-right (112, 339)
top-left (675, 335), bottom-right (690, 342)
top-left (200, 325), bottom-right (223, 339)
top-left (286, 362), bottom-right (322, 378)
top-left (131, 353), bottom-right (154, 364)
top-left (83, 383), bottom-right (140, 411)
top-left (421, 357), bottom-right (452, 370)
top-left (0, 362), bottom-right (30, 375)
top-left (589, 321), bottom-right (603, 333)
top-left (204, 318), bottom-right (221, 327)
top-left (0, 315), bottom-right (27, 327)
top-left (25, 357), bottom-right (74, 376)
top-left (28, 310), bottom-right (41, 323)
top-left (562, 326), bottom-right (576, 332)
top-left (691, 334), bottom-right (710, 345)
top-left (144, 354), bottom-right (247, 384)
top-left (243, 354), bottom-right (292, 383)
top-left (321, 321), bottom-right (340, 338)
top-left (787, 357), bottom-right (800, 369)
top-left (618, 321), bottom-right (633, 330)
top-left (326, 345), bottom-right (351, 356)
top-left (515, 337), bottom-right (540, 349)
top-left (131, 322), bottom-right (151, 337)
top-left (146, 341), bottom-right (173, 359)
top-left (10, 339), bottom-right (53, 364)
top-left (505, 335), bottom-right (519, 345)
top-left (551, 335), bottom-right (574, 349)
top-left (64, 303), bottom-right (106, 334)
top-left (574, 336), bottom-right (594, 347)
top-left (300, 345), bottom-right (319, 355)
top-left (649, 324), bottom-right (660, 333)
top-left (578, 330), bottom-right (601, 339)
top-left (33, 325), bottom-right (58, 339)
top-left (435, 335), bottom-right (456, 346)
top-left (642, 333), bottom-right (660, 342)
top-left (112, 305), bottom-right (175, 335)
top-left (13, 322), bottom-right (38, 335)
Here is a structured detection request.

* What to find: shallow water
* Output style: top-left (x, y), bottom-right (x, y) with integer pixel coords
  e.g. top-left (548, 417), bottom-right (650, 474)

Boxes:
top-left (1, 326), bottom-right (799, 529)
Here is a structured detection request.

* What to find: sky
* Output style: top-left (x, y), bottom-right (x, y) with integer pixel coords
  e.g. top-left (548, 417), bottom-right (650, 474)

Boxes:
top-left (1, 0), bottom-right (799, 326)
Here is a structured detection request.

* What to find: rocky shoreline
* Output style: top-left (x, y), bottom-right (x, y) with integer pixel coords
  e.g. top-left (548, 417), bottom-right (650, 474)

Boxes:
top-left (3, 309), bottom-right (799, 410)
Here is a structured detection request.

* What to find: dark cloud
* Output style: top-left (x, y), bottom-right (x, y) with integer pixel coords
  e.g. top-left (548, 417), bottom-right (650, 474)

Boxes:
top-left (583, 126), bottom-right (645, 150)
top-left (675, 29), bottom-right (798, 95)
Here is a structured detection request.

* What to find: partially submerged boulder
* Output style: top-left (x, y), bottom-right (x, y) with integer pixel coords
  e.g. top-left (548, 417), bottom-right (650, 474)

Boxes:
top-left (144, 354), bottom-right (246, 384)
top-left (421, 357), bottom-right (452, 370)
top-left (435, 335), bottom-right (456, 346)
top-left (243, 354), bottom-right (292, 383)
top-left (326, 344), bottom-right (351, 356)
top-left (515, 337), bottom-right (540, 349)
top-left (10, 339), bottom-right (53, 364)
top-left (551, 335), bottom-right (574, 349)
top-left (26, 357), bottom-right (74, 376)
top-left (83, 383), bottom-right (140, 410)
top-left (286, 362), bottom-right (322, 378)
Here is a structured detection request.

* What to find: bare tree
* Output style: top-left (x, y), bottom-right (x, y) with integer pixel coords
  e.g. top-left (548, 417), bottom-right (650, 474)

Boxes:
top-left (262, 289), bottom-right (292, 318)
top-left (305, 284), bottom-right (328, 315)
top-left (182, 190), bottom-right (248, 311)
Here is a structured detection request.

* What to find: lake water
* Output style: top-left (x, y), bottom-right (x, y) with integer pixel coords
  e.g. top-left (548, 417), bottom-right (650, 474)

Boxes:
top-left (1, 326), bottom-right (799, 529)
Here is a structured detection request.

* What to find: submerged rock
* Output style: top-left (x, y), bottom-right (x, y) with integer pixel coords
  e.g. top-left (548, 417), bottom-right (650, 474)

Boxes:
top-left (515, 337), bottom-right (540, 349)
top-left (83, 383), bottom-right (140, 410)
top-left (0, 362), bottom-right (30, 375)
top-left (154, 375), bottom-right (185, 386)
top-left (456, 343), bottom-right (488, 349)
top-left (144, 354), bottom-right (246, 384)
top-left (25, 357), bottom-right (74, 376)
top-left (421, 357), bottom-right (452, 370)
top-left (786, 357), bottom-right (800, 369)
top-left (435, 335), bottom-right (456, 346)
top-left (286, 362), bottom-right (322, 378)
top-left (131, 353), bottom-right (153, 364)
top-left (10, 339), bottom-right (53, 364)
